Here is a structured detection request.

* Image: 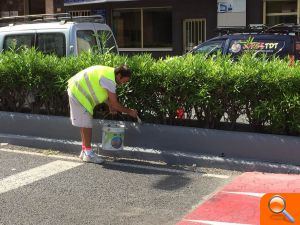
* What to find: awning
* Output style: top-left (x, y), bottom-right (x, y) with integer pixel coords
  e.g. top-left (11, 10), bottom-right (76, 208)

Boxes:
top-left (64, 0), bottom-right (137, 6)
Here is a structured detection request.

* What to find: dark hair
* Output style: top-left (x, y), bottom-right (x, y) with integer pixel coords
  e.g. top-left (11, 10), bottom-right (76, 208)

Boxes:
top-left (114, 65), bottom-right (132, 78)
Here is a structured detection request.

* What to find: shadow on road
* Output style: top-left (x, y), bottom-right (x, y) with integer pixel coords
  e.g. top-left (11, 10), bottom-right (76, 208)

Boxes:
top-left (152, 175), bottom-right (191, 191)
top-left (102, 159), bottom-right (193, 190)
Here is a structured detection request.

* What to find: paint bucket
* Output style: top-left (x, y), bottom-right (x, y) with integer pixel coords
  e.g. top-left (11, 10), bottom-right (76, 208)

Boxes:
top-left (102, 123), bottom-right (125, 151)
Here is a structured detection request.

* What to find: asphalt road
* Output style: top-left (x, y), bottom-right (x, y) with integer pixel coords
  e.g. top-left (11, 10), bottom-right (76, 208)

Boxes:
top-left (0, 145), bottom-right (240, 225)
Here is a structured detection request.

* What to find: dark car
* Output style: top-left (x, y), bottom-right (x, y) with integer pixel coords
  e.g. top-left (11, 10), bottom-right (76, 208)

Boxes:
top-left (190, 24), bottom-right (300, 60)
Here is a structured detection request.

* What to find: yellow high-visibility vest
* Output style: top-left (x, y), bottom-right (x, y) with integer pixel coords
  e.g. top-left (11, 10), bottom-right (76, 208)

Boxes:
top-left (68, 65), bottom-right (115, 115)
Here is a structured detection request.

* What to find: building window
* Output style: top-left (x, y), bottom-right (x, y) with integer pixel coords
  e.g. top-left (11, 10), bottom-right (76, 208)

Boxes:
top-left (264, 0), bottom-right (299, 25)
top-left (183, 19), bottom-right (206, 53)
top-left (1, 11), bottom-right (18, 17)
top-left (112, 9), bottom-right (141, 48)
top-left (69, 10), bottom-right (91, 17)
top-left (112, 7), bottom-right (172, 50)
top-left (143, 8), bottom-right (172, 48)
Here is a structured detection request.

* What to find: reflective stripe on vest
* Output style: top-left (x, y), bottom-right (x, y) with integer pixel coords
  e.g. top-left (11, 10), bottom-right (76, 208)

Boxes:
top-left (74, 76), bottom-right (96, 105)
top-left (68, 66), bottom-right (115, 115)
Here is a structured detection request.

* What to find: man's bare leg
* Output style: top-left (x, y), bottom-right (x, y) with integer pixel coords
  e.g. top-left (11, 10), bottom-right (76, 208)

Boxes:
top-left (80, 127), bottom-right (103, 164)
top-left (80, 127), bottom-right (92, 148)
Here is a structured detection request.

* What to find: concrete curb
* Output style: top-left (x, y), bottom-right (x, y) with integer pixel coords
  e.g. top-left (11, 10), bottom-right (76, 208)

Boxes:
top-left (1, 133), bottom-right (300, 174)
top-left (1, 111), bottom-right (300, 170)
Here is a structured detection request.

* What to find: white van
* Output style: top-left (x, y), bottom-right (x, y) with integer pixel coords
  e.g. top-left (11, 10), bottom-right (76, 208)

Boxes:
top-left (0, 14), bottom-right (118, 57)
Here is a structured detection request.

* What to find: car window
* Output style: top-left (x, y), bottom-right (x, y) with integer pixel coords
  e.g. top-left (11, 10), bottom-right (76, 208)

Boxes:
top-left (294, 37), bottom-right (300, 60)
top-left (97, 30), bottom-right (118, 54)
top-left (76, 30), bottom-right (97, 55)
top-left (3, 34), bottom-right (35, 51)
top-left (194, 40), bottom-right (224, 54)
top-left (229, 39), bottom-right (287, 56)
top-left (36, 33), bottom-right (66, 57)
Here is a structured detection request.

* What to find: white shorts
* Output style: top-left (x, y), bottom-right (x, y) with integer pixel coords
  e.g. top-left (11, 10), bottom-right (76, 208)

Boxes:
top-left (68, 92), bottom-right (93, 128)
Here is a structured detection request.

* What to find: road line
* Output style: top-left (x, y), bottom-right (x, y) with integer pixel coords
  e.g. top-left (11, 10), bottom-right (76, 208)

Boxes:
top-left (183, 220), bottom-right (252, 225)
top-left (0, 148), bottom-right (81, 161)
top-left (107, 161), bottom-right (192, 174)
top-left (106, 162), bottom-right (229, 178)
top-left (222, 191), bottom-right (265, 198)
top-left (0, 160), bottom-right (82, 195)
top-left (0, 148), bottom-right (229, 178)
top-left (203, 174), bottom-right (230, 179)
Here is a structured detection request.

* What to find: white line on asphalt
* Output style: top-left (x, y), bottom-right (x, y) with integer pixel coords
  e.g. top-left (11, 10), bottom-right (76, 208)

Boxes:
top-left (202, 174), bottom-right (230, 179)
top-left (222, 191), bottom-right (265, 198)
top-left (106, 161), bottom-right (229, 178)
top-left (0, 148), bottom-right (81, 162)
top-left (0, 160), bottom-right (83, 195)
top-left (2, 133), bottom-right (300, 174)
top-left (107, 161), bottom-right (188, 174)
top-left (0, 148), bottom-right (229, 179)
top-left (184, 220), bottom-right (252, 225)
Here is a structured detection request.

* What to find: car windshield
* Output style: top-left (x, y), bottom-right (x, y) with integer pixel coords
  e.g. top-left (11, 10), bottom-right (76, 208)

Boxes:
top-left (76, 30), bottom-right (98, 55)
top-left (97, 30), bottom-right (118, 54)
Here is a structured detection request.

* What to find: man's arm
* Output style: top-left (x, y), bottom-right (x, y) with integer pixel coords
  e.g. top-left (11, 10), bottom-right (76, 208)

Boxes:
top-left (106, 100), bottom-right (117, 115)
top-left (107, 91), bottom-right (137, 118)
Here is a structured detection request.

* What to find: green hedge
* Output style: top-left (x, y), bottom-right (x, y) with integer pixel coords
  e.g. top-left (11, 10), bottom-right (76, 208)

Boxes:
top-left (0, 48), bottom-right (299, 136)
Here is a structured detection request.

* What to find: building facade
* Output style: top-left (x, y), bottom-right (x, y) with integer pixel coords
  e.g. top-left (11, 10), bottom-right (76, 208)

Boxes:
top-left (0, 0), bottom-right (56, 16)
top-left (0, 0), bottom-right (299, 56)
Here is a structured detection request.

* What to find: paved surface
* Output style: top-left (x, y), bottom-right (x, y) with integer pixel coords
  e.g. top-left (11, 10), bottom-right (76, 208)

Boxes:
top-left (0, 145), bottom-right (239, 225)
top-left (177, 172), bottom-right (300, 225)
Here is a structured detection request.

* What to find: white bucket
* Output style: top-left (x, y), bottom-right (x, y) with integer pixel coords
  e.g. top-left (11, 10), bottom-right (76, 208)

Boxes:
top-left (102, 123), bottom-right (125, 151)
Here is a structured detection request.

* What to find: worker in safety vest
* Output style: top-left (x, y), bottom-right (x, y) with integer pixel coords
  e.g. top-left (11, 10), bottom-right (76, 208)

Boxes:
top-left (67, 65), bottom-right (138, 164)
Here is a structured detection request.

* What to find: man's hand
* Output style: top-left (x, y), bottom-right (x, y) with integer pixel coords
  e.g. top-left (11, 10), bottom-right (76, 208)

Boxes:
top-left (107, 91), bottom-right (138, 118)
top-left (108, 104), bottom-right (118, 115)
top-left (128, 109), bottom-right (138, 118)
top-left (109, 110), bottom-right (118, 115)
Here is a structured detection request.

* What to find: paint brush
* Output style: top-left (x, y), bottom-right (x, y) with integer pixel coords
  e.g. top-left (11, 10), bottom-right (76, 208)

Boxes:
top-left (137, 115), bottom-right (142, 124)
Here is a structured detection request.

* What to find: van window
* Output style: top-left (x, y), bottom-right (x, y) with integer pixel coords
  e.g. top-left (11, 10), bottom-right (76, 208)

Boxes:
top-left (194, 40), bottom-right (224, 54)
top-left (36, 33), bottom-right (66, 57)
top-left (97, 30), bottom-right (118, 54)
top-left (4, 34), bottom-right (34, 51)
top-left (4, 33), bottom-right (66, 57)
top-left (295, 39), bottom-right (300, 60)
top-left (76, 30), bottom-right (97, 54)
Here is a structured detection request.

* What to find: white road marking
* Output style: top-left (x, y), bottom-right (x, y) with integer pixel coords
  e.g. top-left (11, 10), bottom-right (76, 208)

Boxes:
top-left (184, 219), bottom-right (253, 225)
top-left (222, 191), bottom-right (265, 198)
top-left (0, 148), bottom-right (230, 178)
top-left (107, 161), bottom-right (229, 179)
top-left (0, 148), bottom-right (81, 162)
top-left (203, 174), bottom-right (230, 179)
top-left (107, 161), bottom-right (189, 174)
top-left (0, 160), bottom-right (82, 195)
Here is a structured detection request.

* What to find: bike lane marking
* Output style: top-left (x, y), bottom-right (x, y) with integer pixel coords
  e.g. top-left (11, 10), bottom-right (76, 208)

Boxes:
top-left (177, 172), bottom-right (300, 225)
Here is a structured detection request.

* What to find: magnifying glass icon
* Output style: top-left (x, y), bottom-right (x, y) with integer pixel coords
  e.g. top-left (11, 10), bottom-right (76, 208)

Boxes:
top-left (268, 195), bottom-right (295, 223)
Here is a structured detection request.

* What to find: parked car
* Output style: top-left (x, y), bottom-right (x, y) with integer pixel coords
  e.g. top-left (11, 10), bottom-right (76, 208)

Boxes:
top-left (0, 13), bottom-right (118, 57)
top-left (189, 24), bottom-right (300, 60)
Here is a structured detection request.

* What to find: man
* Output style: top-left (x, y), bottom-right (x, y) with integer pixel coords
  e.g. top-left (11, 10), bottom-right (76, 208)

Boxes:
top-left (67, 65), bottom-right (137, 164)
